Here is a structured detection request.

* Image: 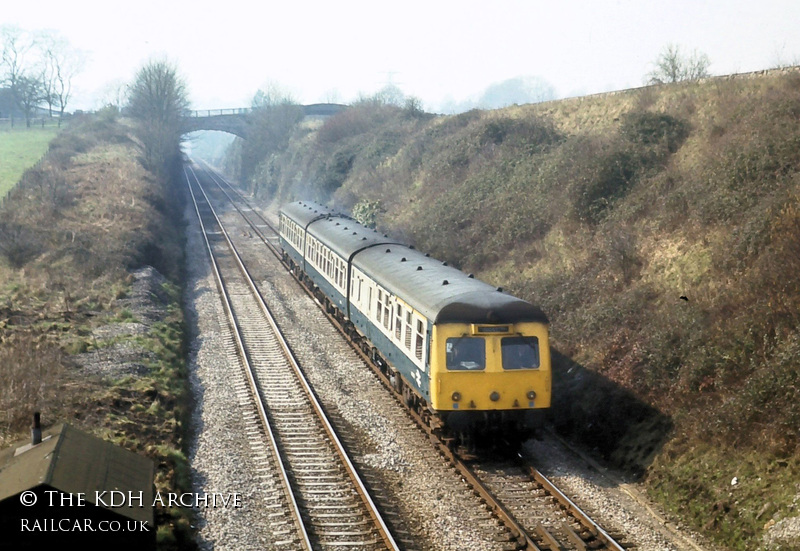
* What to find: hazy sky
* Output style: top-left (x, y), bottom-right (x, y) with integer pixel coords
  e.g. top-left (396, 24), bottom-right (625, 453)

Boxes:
top-left (3, 0), bottom-right (800, 111)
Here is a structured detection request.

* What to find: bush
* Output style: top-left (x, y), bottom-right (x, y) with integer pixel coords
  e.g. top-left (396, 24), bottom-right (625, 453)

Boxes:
top-left (0, 333), bottom-right (68, 436)
top-left (620, 111), bottom-right (690, 153)
top-left (572, 147), bottom-right (640, 224)
top-left (352, 199), bottom-right (384, 228)
top-left (0, 221), bottom-right (45, 267)
top-left (569, 111), bottom-right (690, 224)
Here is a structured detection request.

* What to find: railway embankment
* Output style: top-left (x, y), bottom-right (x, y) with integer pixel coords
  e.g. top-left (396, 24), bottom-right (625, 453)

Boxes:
top-left (223, 68), bottom-right (800, 550)
top-left (0, 110), bottom-right (194, 549)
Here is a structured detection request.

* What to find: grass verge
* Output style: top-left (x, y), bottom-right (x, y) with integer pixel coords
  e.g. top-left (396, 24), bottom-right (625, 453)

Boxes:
top-left (0, 127), bottom-right (59, 197)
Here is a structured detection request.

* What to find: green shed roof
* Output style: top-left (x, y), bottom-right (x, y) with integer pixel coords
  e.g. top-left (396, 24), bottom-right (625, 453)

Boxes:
top-left (0, 423), bottom-right (154, 523)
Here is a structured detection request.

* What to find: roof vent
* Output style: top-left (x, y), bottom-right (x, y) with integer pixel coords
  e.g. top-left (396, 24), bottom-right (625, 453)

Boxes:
top-left (417, 266), bottom-right (423, 271)
top-left (497, 287), bottom-right (503, 292)
top-left (425, 253), bottom-right (430, 257)
top-left (409, 245), bottom-right (415, 249)
top-left (344, 227), bottom-right (348, 230)
top-left (385, 248), bottom-right (391, 253)
top-left (442, 280), bottom-right (449, 285)
top-left (335, 222), bottom-right (340, 226)
top-left (401, 257), bottom-right (407, 262)
top-left (443, 261), bottom-right (448, 266)
top-left (353, 232), bottom-right (357, 235)
top-left (468, 273), bottom-right (474, 278)
top-left (362, 237), bottom-right (367, 241)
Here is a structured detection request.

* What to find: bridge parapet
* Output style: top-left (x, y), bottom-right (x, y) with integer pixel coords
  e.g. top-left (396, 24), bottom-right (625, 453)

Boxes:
top-left (188, 108), bottom-right (252, 117)
top-left (184, 103), bottom-right (346, 138)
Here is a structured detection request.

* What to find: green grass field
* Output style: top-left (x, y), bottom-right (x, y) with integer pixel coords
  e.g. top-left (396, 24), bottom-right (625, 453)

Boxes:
top-left (0, 128), bottom-right (59, 198)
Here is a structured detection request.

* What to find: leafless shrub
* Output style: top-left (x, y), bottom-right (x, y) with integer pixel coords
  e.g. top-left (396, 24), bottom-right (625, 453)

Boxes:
top-left (605, 229), bottom-right (642, 284)
top-left (0, 333), bottom-right (67, 438)
top-left (0, 220), bottom-right (45, 267)
top-left (647, 44), bottom-right (711, 84)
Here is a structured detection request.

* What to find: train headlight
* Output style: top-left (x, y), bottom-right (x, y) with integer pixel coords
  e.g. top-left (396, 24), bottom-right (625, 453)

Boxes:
top-left (490, 391), bottom-right (500, 402)
top-left (527, 390), bottom-right (536, 400)
top-left (451, 392), bottom-right (461, 402)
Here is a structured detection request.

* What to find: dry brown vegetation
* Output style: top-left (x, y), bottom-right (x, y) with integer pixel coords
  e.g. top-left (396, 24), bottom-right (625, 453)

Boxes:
top-left (228, 69), bottom-right (800, 550)
top-left (0, 109), bottom-right (193, 549)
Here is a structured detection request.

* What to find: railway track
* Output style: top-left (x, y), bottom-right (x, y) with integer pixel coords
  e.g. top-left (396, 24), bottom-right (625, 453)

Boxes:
top-left (190, 160), bottom-right (633, 551)
top-left (184, 165), bottom-right (399, 551)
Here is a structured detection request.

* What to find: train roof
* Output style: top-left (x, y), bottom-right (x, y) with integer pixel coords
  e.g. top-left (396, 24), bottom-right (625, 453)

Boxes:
top-left (282, 201), bottom-right (402, 259)
top-left (354, 246), bottom-right (547, 324)
top-left (280, 200), bottom-right (343, 229)
top-left (280, 201), bottom-right (548, 325)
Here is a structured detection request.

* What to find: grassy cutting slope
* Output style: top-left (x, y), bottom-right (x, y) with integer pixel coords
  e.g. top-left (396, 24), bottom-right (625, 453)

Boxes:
top-left (228, 68), bottom-right (800, 551)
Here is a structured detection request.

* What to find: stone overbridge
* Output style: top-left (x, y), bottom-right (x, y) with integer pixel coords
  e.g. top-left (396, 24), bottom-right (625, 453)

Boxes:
top-left (185, 103), bottom-right (346, 138)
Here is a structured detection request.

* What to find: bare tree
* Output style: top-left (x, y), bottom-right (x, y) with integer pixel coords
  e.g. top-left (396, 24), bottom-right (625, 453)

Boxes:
top-left (96, 79), bottom-right (129, 110)
top-left (239, 83), bottom-right (304, 186)
top-left (0, 24), bottom-right (35, 125)
top-left (37, 30), bottom-right (83, 125)
top-left (648, 44), bottom-right (711, 84)
top-left (376, 83), bottom-right (405, 106)
top-left (477, 75), bottom-right (556, 108)
top-left (127, 59), bottom-right (190, 176)
top-left (15, 74), bottom-right (45, 127)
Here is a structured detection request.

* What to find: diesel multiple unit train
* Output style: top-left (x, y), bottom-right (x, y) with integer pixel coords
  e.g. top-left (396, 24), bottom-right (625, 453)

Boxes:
top-left (279, 201), bottom-right (551, 444)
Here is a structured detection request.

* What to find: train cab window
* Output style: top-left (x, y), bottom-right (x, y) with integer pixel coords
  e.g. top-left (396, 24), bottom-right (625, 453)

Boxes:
top-left (446, 337), bottom-right (486, 371)
top-left (501, 336), bottom-right (540, 370)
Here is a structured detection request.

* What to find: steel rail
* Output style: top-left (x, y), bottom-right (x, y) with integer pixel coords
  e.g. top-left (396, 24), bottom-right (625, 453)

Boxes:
top-left (528, 467), bottom-right (627, 551)
top-left (193, 159), bottom-right (629, 551)
top-left (187, 163), bottom-right (400, 551)
top-left (184, 165), bottom-right (313, 550)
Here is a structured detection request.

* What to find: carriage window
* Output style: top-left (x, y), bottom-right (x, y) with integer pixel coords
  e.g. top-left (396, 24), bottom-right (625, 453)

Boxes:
top-left (501, 337), bottom-right (540, 370)
top-left (446, 337), bottom-right (486, 370)
top-left (415, 320), bottom-right (424, 361)
top-left (376, 290), bottom-right (383, 324)
top-left (395, 306), bottom-right (403, 340)
top-left (404, 312), bottom-right (412, 350)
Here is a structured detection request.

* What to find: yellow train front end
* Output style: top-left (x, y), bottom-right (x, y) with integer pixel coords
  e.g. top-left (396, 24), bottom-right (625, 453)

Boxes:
top-left (429, 321), bottom-right (551, 442)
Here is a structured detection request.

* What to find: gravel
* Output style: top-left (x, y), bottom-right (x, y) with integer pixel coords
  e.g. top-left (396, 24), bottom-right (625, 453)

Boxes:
top-left (73, 266), bottom-right (165, 379)
top-left (217, 203), bottom-right (509, 550)
top-left (526, 436), bottom-right (720, 551)
top-left (183, 189), bottom-right (738, 551)
top-left (184, 203), bottom-right (281, 550)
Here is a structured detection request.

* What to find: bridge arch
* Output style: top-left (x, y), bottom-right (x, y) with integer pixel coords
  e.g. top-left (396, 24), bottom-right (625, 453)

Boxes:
top-left (184, 103), bottom-right (347, 138)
